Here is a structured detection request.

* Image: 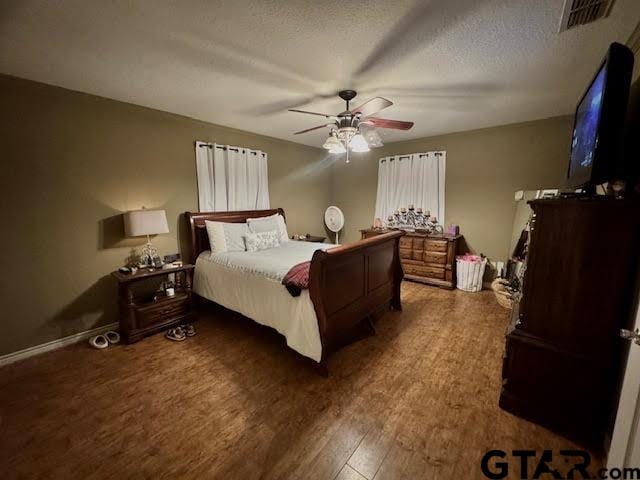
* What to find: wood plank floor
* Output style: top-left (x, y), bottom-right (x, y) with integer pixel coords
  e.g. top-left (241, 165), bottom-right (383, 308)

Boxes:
top-left (1, 283), bottom-right (600, 479)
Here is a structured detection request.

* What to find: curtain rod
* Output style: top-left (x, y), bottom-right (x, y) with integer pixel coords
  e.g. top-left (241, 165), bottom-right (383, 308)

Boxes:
top-left (381, 152), bottom-right (443, 162)
top-left (198, 143), bottom-right (266, 156)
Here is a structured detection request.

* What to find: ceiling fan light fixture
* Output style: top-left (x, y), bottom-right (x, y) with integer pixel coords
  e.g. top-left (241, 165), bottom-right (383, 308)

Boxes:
top-left (352, 145), bottom-right (370, 153)
top-left (287, 90), bottom-right (411, 161)
top-left (363, 128), bottom-right (383, 148)
top-left (350, 133), bottom-right (370, 152)
top-left (329, 143), bottom-right (346, 154)
top-left (323, 133), bottom-right (344, 150)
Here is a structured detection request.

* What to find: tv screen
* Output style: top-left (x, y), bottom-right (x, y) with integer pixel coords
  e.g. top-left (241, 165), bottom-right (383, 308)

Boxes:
top-left (566, 43), bottom-right (633, 190)
top-left (568, 66), bottom-right (606, 182)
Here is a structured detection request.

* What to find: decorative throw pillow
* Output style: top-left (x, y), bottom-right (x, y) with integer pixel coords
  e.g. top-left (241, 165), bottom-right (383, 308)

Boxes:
top-left (244, 230), bottom-right (281, 252)
top-left (247, 213), bottom-right (289, 243)
top-left (204, 221), bottom-right (249, 254)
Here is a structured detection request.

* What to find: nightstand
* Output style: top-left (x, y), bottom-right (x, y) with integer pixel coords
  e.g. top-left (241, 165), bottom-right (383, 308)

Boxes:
top-left (292, 235), bottom-right (326, 243)
top-left (111, 264), bottom-right (195, 343)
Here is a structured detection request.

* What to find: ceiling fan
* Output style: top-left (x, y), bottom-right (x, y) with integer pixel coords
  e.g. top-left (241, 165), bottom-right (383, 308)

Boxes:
top-left (288, 90), bottom-right (414, 162)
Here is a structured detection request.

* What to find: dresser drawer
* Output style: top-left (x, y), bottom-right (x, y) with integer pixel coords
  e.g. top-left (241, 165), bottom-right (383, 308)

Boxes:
top-left (411, 244), bottom-right (424, 261)
top-left (400, 236), bottom-right (424, 249)
top-left (136, 298), bottom-right (189, 329)
top-left (425, 239), bottom-right (448, 253)
top-left (399, 236), bottom-right (413, 248)
top-left (400, 236), bottom-right (425, 261)
top-left (399, 248), bottom-right (412, 260)
top-left (404, 264), bottom-right (445, 280)
top-left (424, 251), bottom-right (447, 264)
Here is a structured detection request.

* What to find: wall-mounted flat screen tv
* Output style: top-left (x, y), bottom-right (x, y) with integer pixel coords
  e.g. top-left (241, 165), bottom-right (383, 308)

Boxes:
top-left (567, 42), bottom-right (634, 190)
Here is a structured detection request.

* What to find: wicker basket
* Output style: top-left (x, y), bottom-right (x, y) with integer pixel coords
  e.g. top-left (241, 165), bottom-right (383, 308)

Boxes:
top-left (491, 278), bottom-right (514, 309)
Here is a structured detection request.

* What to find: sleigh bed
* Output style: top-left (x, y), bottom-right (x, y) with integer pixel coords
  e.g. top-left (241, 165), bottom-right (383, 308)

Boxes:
top-left (185, 208), bottom-right (403, 372)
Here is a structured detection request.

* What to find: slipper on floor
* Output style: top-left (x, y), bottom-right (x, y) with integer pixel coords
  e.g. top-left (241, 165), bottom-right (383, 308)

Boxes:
top-left (165, 327), bottom-right (186, 342)
top-left (104, 331), bottom-right (120, 344)
top-left (183, 324), bottom-right (196, 337)
top-left (89, 335), bottom-right (109, 349)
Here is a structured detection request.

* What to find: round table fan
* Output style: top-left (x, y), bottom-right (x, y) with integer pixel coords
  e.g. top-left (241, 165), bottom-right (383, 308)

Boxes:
top-left (324, 206), bottom-right (344, 244)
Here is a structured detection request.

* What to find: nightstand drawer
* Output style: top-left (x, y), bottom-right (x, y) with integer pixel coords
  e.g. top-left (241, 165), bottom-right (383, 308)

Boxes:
top-left (136, 297), bottom-right (189, 329)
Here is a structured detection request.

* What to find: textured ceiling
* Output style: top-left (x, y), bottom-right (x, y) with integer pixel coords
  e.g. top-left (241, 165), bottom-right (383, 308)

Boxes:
top-left (1, 0), bottom-right (639, 147)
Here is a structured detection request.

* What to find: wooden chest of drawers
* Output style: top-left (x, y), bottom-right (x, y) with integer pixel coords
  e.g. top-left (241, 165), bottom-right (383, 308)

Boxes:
top-left (361, 229), bottom-right (461, 289)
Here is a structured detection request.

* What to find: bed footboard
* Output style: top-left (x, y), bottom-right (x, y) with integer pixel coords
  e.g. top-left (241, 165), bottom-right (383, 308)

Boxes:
top-left (309, 231), bottom-right (404, 361)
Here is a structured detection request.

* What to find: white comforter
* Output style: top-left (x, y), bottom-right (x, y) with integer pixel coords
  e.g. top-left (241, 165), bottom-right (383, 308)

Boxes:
top-left (193, 241), bottom-right (335, 362)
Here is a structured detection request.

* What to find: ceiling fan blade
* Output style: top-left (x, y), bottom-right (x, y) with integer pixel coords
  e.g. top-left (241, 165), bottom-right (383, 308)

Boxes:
top-left (288, 109), bottom-right (334, 118)
top-left (294, 124), bottom-right (332, 135)
top-left (352, 97), bottom-right (393, 117)
top-left (364, 117), bottom-right (414, 130)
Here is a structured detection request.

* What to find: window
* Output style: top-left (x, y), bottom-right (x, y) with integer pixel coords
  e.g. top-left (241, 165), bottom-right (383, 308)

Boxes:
top-left (195, 141), bottom-right (270, 212)
top-left (374, 151), bottom-right (446, 225)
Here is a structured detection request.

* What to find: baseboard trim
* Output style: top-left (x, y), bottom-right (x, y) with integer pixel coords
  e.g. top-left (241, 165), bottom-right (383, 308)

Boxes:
top-left (0, 322), bottom-right (119, 367)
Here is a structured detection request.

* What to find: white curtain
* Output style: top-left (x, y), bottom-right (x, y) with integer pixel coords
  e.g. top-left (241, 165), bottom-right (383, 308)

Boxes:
top-left (195, 141), bottom-right (270, 211)
top-left (374, 151), bottom-right (446, 225)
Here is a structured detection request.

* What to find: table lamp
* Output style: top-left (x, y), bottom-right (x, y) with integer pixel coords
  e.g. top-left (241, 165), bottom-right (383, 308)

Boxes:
top-left (124, 208), bottom-right (169, 266)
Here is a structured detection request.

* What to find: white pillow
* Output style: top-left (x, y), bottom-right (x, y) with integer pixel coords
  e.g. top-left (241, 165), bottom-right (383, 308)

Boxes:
top-left (247, 213), bottom-right (289, 243)
top-left (204, 220), bottom-right (249, 254)
top-left (245, 230), bottom-right (280, 252)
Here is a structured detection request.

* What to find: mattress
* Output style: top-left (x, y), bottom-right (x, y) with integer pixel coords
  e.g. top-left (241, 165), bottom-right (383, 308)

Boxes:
top-left (193, 241), bottom-right (335, 362)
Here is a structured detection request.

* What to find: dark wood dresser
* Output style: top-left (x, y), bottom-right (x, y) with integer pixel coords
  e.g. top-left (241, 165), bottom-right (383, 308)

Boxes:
top-left (361, 229), bottom-right (461, 289)
top-left (500, 197), bottom-right (640, 447)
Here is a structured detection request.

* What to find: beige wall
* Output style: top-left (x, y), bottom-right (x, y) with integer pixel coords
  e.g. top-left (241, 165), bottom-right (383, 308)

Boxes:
top-left (0, 74), bottom-right (576, 357)
top-left (331, 116), bottom-right (574, 260)
top-left (0, 74), bottom-right (331, 356)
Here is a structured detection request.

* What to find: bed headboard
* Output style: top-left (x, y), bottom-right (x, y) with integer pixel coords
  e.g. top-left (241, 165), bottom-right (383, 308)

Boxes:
top-left (184, 208), bottom-right (285, 263)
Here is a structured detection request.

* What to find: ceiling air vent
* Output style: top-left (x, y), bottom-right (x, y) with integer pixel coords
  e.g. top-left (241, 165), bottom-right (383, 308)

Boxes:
top-left (559, 0), bottom-right (616, 32)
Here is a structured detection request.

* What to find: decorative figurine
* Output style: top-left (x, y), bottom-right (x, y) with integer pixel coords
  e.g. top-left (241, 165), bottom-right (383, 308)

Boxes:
top-left (386, 206), bottom-right (444, 234)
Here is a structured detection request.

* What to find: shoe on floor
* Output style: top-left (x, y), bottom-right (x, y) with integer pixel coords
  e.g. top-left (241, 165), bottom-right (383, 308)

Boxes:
top-left (104, 331), bottom-right (120, 344)
top-left (183, 324), bottom-right (196, 337)
top-left (165, 327), bottom-right (186, 342)
top-left (89, 335), bottom-right (109, 349)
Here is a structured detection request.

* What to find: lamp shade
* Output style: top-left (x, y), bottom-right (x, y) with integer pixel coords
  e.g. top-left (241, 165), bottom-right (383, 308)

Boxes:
top-left (124, 209), bottom-right (169, 237)
top-left (322, 135), bottom-right (342, 150)
top-left (350, 134), bottom-right (370, 152)
top-left (329, 143), bottom-right (346, 154)
top-left (362, 127), bottom-right (383, 148)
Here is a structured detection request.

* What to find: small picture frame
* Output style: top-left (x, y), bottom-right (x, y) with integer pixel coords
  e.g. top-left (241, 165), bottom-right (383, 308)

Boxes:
top-left (152, 255), bottom-right (163, 268)
top-left (164, 253), bottom-right (181, 263)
